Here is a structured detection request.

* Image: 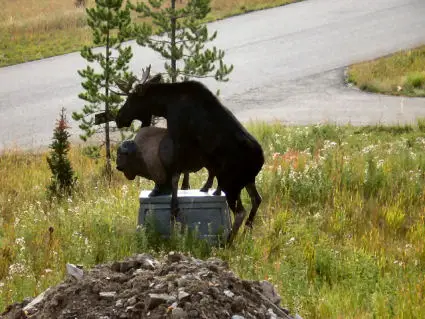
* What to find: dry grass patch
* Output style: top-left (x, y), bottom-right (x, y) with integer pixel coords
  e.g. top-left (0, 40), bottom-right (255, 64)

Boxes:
top-left (0, 0), bottom-right (300, 67)
top-left (347, 45), bottom-right (425, 97)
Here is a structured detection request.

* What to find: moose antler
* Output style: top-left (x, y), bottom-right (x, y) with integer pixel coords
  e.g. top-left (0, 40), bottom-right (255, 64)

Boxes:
top-left (110, 65), bottom-right (152, 95)
top-left (113, 74), bottom-right (137, 94)
top-left (139, 65), bottom-right (151, 85)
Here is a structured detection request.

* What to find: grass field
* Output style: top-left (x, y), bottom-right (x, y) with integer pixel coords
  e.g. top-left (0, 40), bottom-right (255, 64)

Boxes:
top-left (2, 121), bottom-right (425, 318)
top-left (0, 0), bottom-right (299, 68)
top-left (347, 45), bottom-right (425, 97)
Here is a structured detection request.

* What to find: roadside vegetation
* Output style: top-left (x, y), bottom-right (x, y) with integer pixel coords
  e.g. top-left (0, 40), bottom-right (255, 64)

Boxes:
top-left (2, 121), bottom-right (425, 318)
top-left (347, 45), bottom-right (425, 97)
top-left (0, 0), bottom-right (300, 68)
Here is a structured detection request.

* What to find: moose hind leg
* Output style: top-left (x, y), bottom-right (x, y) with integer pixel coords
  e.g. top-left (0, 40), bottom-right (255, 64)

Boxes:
top-left (227, 194), bottom-right (246, 244)
top-left (213, 185), bottom-right (222, 196)
top-left (181, 172), bottom-right (190, 190)
top-left (170, 174), bottom-right (181, 223)
top-left (200, 170), bottom-right (214, 192)
top-left (244, 182), bottom-right (262, 229)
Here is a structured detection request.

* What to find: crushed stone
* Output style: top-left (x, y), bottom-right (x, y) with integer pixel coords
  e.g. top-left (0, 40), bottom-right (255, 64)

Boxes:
top-left (1, 252), bottom-right (300, 319)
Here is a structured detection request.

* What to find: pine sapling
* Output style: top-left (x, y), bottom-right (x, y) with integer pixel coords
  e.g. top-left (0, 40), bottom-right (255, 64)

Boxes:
top-left (47, 107), bottom-right (77, 198)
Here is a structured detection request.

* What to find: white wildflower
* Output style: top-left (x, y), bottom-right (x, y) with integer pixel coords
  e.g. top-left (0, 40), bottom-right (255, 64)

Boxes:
top-left (8, 263), bottom-right (26, 275)
top-left (15, 237), bottom-right (25, 246)
top-left (121, 184), bottom-right (129, 196)
top-left (313, 213), bottom-right (321, 219)
top-left (286, 237), bottom-right (296, 245)
top-left (323, 140), bottom-right (337, 150)
top-left (362, 145), bottom-right (376, 154)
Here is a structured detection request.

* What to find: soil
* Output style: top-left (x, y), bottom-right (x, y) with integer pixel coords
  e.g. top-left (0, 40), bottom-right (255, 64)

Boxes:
top-left (1, 252), bottom-right (299, 319)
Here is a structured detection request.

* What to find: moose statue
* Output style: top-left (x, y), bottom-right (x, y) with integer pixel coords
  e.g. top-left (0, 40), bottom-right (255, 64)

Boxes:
top-left (113, 65), bottom-right (264, 243)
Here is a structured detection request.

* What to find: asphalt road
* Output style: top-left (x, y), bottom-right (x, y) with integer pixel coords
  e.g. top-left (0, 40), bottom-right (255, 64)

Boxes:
top-left (1, 0), bottom-right (425, 150)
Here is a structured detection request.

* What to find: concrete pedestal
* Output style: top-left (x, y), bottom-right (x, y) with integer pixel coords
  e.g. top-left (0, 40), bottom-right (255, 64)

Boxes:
top-left (138, 189), bottom-right (232, 243)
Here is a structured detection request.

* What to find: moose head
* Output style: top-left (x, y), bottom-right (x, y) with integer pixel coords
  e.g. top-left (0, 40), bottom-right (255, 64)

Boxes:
top-left (113, 65), bottom-right (162, 129)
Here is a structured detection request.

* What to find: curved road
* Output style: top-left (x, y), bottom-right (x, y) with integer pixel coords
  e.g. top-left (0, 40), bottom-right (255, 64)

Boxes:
top-left (1, 0), bottom-right (425, 150)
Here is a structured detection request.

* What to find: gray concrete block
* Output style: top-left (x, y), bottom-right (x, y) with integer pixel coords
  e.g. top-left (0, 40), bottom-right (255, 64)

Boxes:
top-left (138, 189), bottom-right (232, 243)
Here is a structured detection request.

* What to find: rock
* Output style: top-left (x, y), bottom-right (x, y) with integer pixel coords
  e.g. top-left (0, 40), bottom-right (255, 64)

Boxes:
top-left (111, 262), bottom-right (121, 272)
top-left (115, 299), bottom-right (124, 308)
top-left (168, 251), bottom-right (183, 263)
top-left (232, 316), bottom-right (246, 319)
top-left (66, 263), bottom-right (84, 280)
top-left (176, 277), bottom-right (188, 287)
top-left (187, 309), bottom-right (199, 318)
top-left (231, 296), bottom-right (246, 313)
top-left (223, 290), bottom-right (235, 298)
top-left (135, 254), bottom-right (159, 270)
top-left (99, 292), bottom-right (116, 300)
top-left (178, 290), bottom-right (190, 302)
top-left (127, 296), bottom-right (137, 305)
top-left (208, 286), bottom-right (220, 298)
top-left (23, 288), bottom-right (50, 315)
top-left (171, 307), bottom-right (188, 319)
top-left (260, 281), bottom-right (281, 305)
top-left (119, 261), bottom-right (131, 273)
top-left (199, 297), bottom-right (209, 306)
top-left (267, 308), bottom-right (277, 319)
top-left (145, 293), bottom-right (176, 310)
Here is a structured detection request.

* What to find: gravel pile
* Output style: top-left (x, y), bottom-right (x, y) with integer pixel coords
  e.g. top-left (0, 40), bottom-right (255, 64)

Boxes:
top-left (1, 252), bottom-right (301, 319)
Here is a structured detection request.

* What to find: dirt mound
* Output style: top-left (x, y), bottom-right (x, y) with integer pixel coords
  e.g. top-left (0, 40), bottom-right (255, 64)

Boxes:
top-left (1, 253), bottom-right (299, 319)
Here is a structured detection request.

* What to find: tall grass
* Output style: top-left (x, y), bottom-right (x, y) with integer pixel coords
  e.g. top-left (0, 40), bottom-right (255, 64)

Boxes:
top-left (347, 45), bottom-right (425, 97)
top-left (0, 0), bottom-right (300, 67)
top-left (2, 121), bottom-right (425, 318)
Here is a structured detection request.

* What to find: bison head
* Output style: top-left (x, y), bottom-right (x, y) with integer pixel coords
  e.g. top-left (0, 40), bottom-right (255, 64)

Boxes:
top-left (116, 140), bottom-right (140, 180)
top-left (114, 65), bottom-right (162, 129)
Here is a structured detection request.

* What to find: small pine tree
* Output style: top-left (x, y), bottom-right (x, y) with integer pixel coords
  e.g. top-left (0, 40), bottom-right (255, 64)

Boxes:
top-left (130, 0), bottom-right (233, 84)
top-left (47, 108), bottom-right (77, 198)
top-left (73, 0), bottom-right (136, 180)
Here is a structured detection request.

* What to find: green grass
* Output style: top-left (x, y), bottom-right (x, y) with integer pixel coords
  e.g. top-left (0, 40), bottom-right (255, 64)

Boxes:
top-left (0, 0), bottom-right (300, 68)
top-left (2, 121), bottom-right (425, 318)
top-left (347, 45), bottom-right (425, 97)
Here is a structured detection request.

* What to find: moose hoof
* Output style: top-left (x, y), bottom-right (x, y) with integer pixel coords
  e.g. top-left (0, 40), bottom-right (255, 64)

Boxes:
top-left (171, 208), bottom-right (184, 223)
top-left (149, 184), bottom-right (172, 197)
top-left (212, 189), bottom-right (222, 196)
top-left (226, 231), bottom-right (236, 245)
top-left (199, 187), bottom-right (209, 193)
top-left (244, 220), bottom-right (253, 229)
